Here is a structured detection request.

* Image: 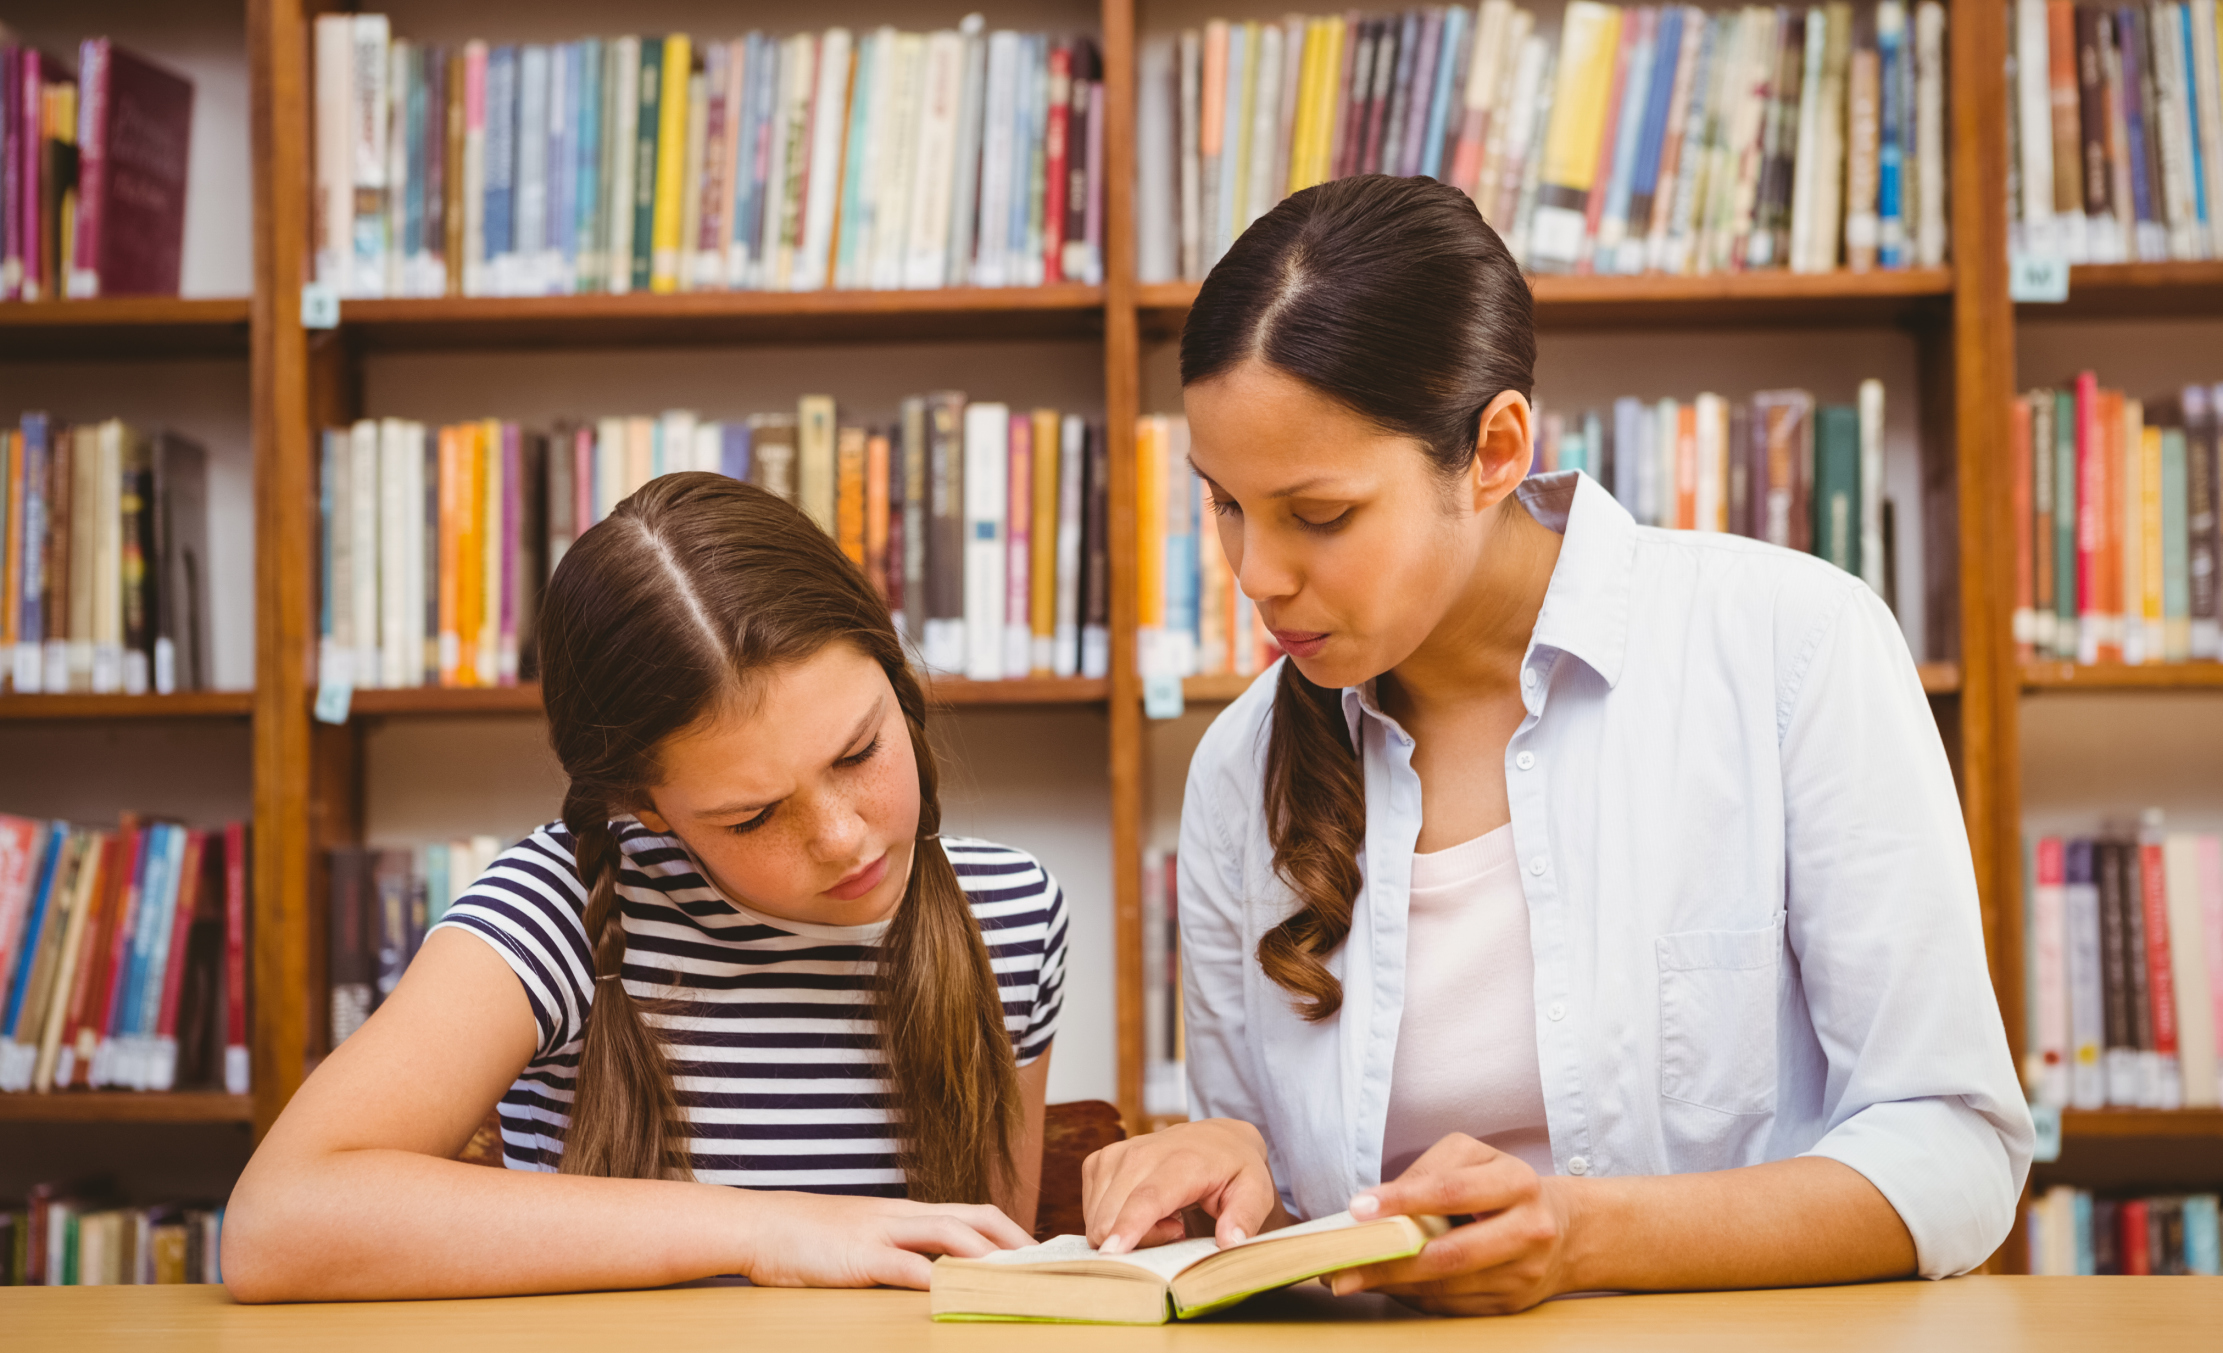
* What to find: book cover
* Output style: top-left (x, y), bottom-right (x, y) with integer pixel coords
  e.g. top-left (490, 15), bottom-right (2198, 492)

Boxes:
top-left (1030, 409), bottom-right (1060, 676)
top-left (628, 36), bottom-right (663, 292)
top-left (898, 396), bottom-right (928, 641)
top-left (1528, 2), bottom-right (1624, 274)
top-left (797, 394), bottom-right (836, 535)
top-left (865, 429), bottom-right (891, 602)
top-left (2066, 836), bottom-right (2107, 1109)
top-left (835, 425), bottom-right (867, 566)
top-left (1054, 413), bottom-right (1085, 679)
top-left (962, 401), bottom-right (1010, 681)
top-left (1003, 411), bottom-right (1032, 678)
top-left (67, 41), bottom-right (192, 297)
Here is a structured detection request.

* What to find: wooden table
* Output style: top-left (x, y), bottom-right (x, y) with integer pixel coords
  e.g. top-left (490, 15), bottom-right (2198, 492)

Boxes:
top-left (2, 1277), bottom-right (2216, 1351)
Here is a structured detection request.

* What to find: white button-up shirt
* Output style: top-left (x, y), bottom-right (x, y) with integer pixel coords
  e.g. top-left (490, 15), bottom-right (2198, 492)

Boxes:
top-left (1179, 471), bottom-right (2033, 1280)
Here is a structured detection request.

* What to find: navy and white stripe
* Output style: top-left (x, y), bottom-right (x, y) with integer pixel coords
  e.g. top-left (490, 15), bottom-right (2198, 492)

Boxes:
top-left (433, 821), bottom-right (1066, 1195)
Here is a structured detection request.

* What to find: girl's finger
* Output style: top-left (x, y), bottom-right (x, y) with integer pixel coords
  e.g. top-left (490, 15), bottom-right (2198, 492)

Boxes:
top-left (890, 1215), bottom-right (1003, 1260)
top-left (865, 1248), bottom-right (937, 1290)
top-left (944, 1202), bottom-right (1033, 1250)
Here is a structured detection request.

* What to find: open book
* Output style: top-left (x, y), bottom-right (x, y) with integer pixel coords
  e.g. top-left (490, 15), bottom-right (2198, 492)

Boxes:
top-left (930, 1210), bottom-right (1450, 1324)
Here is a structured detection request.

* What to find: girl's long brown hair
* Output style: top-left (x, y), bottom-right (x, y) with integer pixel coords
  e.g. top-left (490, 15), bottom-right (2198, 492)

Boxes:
top-left (1180, 175), bottom-right (1536, 1021)
top-left (535, 472), bottom-right (1020, 1201)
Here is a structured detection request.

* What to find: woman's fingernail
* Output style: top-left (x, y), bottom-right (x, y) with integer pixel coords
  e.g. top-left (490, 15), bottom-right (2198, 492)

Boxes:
top-left (1099, 1234), bottom-right (1128, 1256)
top-left (1349, 1193), bottom-right (1379, 1219)
top-left (1224, 1227), bottom-right (1246, 1245)
top-left (1329, 1275), bottom-right (1355, 1296)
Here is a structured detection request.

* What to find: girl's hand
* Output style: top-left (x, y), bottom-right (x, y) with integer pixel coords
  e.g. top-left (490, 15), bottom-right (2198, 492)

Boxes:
top-left (1326, 1133), bottom-right (1579, 1315)
top-left (738, 1192), bottom-right (1034, 1289)
top-left (1082, 1118), bottom-right (1291, 1253)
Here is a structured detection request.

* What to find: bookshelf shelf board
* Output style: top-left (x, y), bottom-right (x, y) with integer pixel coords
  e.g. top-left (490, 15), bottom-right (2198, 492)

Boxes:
top-left (0, 298), bottom-right (254, 359)
top-left (337, 285), bottom-right (1107, 351)
top-left (1136, 268), bottom-right (1954, 339)
top-left (2021, 661), bottom-right (2223, 690)
top-left (1917, 663), bottom-right (1961, 695)
top-left (340, 676), bottom-right (1109, 719)
top-left (2059, 1108), bottom-right (2223, 1138)
top-left (0, 691), bottom-right (255, 720)
top-left (2016, 261), bottom-right (2223, 321)
top-left (0, 1092), bottom-right (255, 1124)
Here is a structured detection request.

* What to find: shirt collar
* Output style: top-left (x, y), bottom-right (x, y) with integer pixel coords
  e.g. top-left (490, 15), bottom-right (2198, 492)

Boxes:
top-left (1337, 469), bottom-right (1636, 738)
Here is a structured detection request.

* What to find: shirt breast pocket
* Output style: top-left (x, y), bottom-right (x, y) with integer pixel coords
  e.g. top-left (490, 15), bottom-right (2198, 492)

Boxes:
top-left (1655, 918), bottom-right (1784, 1118)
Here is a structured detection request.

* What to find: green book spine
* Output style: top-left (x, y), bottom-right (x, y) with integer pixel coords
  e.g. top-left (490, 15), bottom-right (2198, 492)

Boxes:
top-left (1814, 404), bottom-right (1860, 575)
top-left (632, 37), bottom-right (665, 291)
top-left (2054, 389), bottom-right (2077, 657)
top-left (2163, 427), bottom-right (2190, 655)
top-left (62, 1211), bottom-right (79, 1285)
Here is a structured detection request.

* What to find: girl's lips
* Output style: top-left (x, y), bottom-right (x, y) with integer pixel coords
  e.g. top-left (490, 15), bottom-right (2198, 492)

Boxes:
top-left (1270, 628), bottom-right (1330, 659)
top-left (825, 851), bottom-right (891, 902)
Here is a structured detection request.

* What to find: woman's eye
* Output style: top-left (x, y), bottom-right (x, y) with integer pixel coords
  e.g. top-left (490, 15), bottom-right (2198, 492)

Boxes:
top-left (1294, 509), bottom-right (1351, 533)
top-left (836, 735), bottom-right (882, 769)
top-left (1208, 493), bottom-right (1241, 518)
top-left (727, 806), bottom-right (776, 836)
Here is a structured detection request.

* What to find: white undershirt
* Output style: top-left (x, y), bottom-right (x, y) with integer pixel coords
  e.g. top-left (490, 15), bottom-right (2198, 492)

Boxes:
top-left (1380, 822), bottom-right (1554, 1182)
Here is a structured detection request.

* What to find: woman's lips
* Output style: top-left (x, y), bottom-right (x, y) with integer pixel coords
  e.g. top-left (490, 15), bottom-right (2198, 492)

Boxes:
top-left (1270, 628), bottom-right (1330, 659)
top-left (825, 851), bottom-right (891, 902)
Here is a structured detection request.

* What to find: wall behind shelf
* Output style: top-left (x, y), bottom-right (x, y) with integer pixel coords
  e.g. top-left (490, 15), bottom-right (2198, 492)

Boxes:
top-left (1142, 327), bottom-right (1936, 662)
top-left (2021, 692), bottom-right (2223, 839)
top-left (361, 707), bottom-right (1119, 1104)
top-left (8, 0), bottom-right (253, 299)
top-left (0, 719), bottom-right (252, 824)
top-left (2014, 317), bottom-right (2223, 401)
top-left (0, 360), bottom-right (256, 691)
top-left (0, 1122), bottom-right (253, 1203)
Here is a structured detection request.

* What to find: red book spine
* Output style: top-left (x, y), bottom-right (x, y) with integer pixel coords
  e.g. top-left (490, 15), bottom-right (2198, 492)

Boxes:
top-left (153, 830), bottom-right (205, 1044)
top-left (222, 821), bottom-right (249, 1092)
top-left (68, 39), bottom-right (108, 298)
top-left (2120, 1199), bottom-right (2151, 1274)
top-left (2, 46), bottom-right (20, 300)
top-left (56, 832), bottom-right (121, 1085)
top-left (1042, 45), bottom-right (1071, 283)
top-left (2140, 839), bottom-right (2179, 1068)
top-left (94, 824), bottom-right (153, 1073)
top-left (19, 50), bottom-right (42, 301)
top-left (2075, 371), bottom-right (2102, 663)
top-left (2098, 388), bottom-right (2123, 664)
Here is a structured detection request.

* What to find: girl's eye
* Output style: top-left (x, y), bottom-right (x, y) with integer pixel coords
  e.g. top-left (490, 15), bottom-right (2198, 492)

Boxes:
top-left (836, 735), bottom-right (882, 769)
top-left (727, 806), bottom-right (776, 836)
top-left (1294, 509), bottom-right (1351, 533)
top-left (1208, 493), bottom-right (1240, 518)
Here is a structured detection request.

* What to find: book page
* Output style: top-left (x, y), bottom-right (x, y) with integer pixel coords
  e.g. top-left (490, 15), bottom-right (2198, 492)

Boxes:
top-left (966, 1232), bottom-right (1221, 1282)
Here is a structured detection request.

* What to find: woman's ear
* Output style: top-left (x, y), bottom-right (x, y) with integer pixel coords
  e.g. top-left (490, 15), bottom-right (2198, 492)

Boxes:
top-left (1467, 391), bottom-right (1534, 513)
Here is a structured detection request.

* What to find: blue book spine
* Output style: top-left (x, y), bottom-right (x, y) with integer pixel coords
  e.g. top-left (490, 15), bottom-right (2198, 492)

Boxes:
top-left (18, 414), bottom-right (47, 651)
top-left (836, 35), bottom-right (879, 287)
top-left (1013, 36), bottom-right (1043, 273)
top-left (1419, 6), bottom-right (1467, 181)
top-left (120, 824), bottom-right (171, 1038)
top-left (2184, 1195), bottom-right (2221, 1274)
top-left (136, 827), bottom-right (189, 1039)
top-left (1581, 409), bottom-right (1603, 483)
top-left (721, 422), bottom-right (752, 481)
top-left (486, 46), bottom-right (519, 279)
top-left (1599, 15), bottom-right (1658, 256)
top-left (1877, 8), bottom-right (1906, 268)
top-left (1, 824), bottom-right (64, 1035)
top-left (1623, 8), bottom-right (1684, 272)
top-left (2118, 10), bottom-right (2156, 228)
top-left (575, 39), bottom-right (603, 290)
top-left (549, 43), bottom-right (577, 288)
top-left (403, 51), bottom-right (426, 271)
top-left (2071, 1190), bottom-right (2095, 1274)
top-left (2184, 7), bottom-right (2210, 228)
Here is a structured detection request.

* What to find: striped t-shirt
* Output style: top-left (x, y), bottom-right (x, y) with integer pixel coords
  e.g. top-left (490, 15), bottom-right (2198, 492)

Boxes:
top-left (434, 820), bottom-right (1066, 1195)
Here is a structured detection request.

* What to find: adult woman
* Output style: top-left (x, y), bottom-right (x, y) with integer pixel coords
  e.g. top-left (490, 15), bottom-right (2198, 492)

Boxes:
top-left (224, 475), bottom-right (1061, 1299)
top-left (1083, 176), bottom-right (2030, 1313)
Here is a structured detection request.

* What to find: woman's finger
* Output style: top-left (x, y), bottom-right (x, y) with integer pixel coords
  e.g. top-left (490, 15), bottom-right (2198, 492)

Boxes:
top-left (1355, 1155), bottom-right (1533, 1222)
top-left (1331, 1208), bottom-right (1555, 1294)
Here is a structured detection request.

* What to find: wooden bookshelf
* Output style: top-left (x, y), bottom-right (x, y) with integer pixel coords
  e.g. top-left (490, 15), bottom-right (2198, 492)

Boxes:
top-left (2059, 1109), bottom-right (2223, 1140)
top-left (2021, 661), bottom-right (2223, 691)
top-left (2015, 261), bottom-right (2223, 322)
top-left (0, 297), bottom-right (254, 359)
top-left (0, 1092), bottom-right (256, 1125)
top-left (337, 284), bottom-right (1107, 351)
top-left (1137, 267), bottom-right (1954, 340)
top-left (0, 691), bottom-right (256, 720)
top-left (338, 677), bottom-right (1110, 718)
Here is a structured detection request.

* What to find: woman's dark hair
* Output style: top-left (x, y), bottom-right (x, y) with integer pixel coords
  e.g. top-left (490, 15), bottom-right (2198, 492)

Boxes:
top-left (535, 472), bottom-right (1020, 1201)
top-left (1180, 174), bottom-right (1537, 1022)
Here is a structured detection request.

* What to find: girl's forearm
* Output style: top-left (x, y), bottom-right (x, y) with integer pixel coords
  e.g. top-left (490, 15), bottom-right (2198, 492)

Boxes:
top-left (1556, 1155), bottom-right (1918, 1295)
top-left (225, 1148), bottom-right (756, 1301)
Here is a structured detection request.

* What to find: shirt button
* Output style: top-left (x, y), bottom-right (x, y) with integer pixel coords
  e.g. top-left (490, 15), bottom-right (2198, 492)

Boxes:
top-left (1515, 751), bottom-right (1536, 771)
top-left (1567, 1156), bottom-right (1590, 1176)
top-left (1521, 668), bottom-right (1538, 690)
top-left (1548, 1002), bottom-right (1567, 1021)
top-left (1528, 857), bottom-right (1548, 876)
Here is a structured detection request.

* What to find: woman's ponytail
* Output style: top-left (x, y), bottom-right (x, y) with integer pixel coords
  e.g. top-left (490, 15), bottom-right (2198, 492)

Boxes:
top-left (1258, 662), bottom-right (1366, 1021)
top-left (557, 787), bottom-right (691, 1182)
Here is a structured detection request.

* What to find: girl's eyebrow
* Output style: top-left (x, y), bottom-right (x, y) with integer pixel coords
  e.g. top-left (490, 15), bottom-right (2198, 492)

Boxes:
top-left (1187, 455), bottom-right (1338, 500)
top-left (694, 698), bottom-right (885, 819)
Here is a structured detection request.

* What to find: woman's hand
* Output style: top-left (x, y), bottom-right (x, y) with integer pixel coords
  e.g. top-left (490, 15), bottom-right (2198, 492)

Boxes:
top-left (1326, 1133), bottom-right (1579, 1315)
top-left (738, 1192), bottom-right (1034, 1290)
top-left (1082, 1117), bottom-right (1293, 1253)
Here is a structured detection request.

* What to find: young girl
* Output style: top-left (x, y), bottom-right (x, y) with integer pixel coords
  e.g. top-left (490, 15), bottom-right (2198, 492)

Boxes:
top-left (224, 473), bottom-right (1065, 1300)
top-left (1083, 175), bottom-right (2030, 1311)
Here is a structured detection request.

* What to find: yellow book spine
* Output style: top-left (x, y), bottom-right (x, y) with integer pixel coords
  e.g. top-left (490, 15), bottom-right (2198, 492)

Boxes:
top-left (836, 425), bottom-right (867, 565)
top-left (1137, 417), bottom-right (1166, 656)
top-left (480, 420), bottom-right (504, 686)
top-left (651, 35), bottom-right (694, 293)
top-left (1288, 21), bottom-right (1322, 195)
top-left (454, 424), bottom-right (481, 689)
top-left (1299, 19), bottom-right (1337, 191)
top-left (436, 426), bottom-right (458, 686)
top-left (1539, 3), bottom-right (1623, 194)
top-left (2142, 420), bottom-right (2164, 657)
top-left (1030, 409), bottom-right (1060, 673)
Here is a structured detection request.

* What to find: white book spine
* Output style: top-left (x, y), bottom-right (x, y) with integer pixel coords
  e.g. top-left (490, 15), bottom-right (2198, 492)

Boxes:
top-left (315, 16), bottom-right (355, 292)
top-left (873, 37), bottom-right (926, 291)
top-left (403, 421), bottom-right (427, 685)
top-left (2032, 847), bottom-right (2070, 1107)
top-left (605, 38), bottom-right (639, 295)
top-left (838, 32), bottom-right (885, 291)
top-left (963, 403), bottom-right (1010, 681)
top-left (795, 29), bottom-right (853, 292)
top-left (1914, 2), bottom-right (1948, 267)
top-left (906, 32), bottom-right (965, 288)
top-left (2191, 0), bottom-right (2223, 258)
top-left (2015, 0), bottom-right (2057, 253)
top-left (1858, 379), bottom-right (1886, 595)
top-left (1789, 9), bottom-right (1828, 271)
top-left (516, 46), bottom-right (550, 298)
top-left (2164, 835), bottom-right (2220, 1108)
top-left (1136, 38), bottom-right (1179, 284)
top-left (352, 15), bottom-right (392, 298)
top-left (1053, 413), bottom-right (1085, 679)
top-left (946, 20), bottom-right (990, 288)
top-left (351, 420), bottom-right (381, 688)
top-left (379, 418), bottom-right (410, 689)
top-left (1693, 394), bottom-right (1725, 532)
top-left (2066, 861), bottom-right (2107, 1110)
top-left (974, 33), bottom-right (1020, 287)
top-left (386, 42), bottom-right (412, 299)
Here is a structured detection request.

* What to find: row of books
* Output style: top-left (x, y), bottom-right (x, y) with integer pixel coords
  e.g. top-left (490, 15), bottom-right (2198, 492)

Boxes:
top-left (313, 15), bottom-right (1105, 299)
top-left (2, 416), bottom-right (214, 696)
top-left (2008, 0), bottom-right (2223, 263)
top-left (2027, 1187), bottom-right (2223, 1275)
top-left (2022, 819), bottom-right (2223, 1111)
top-left (0, 815), bottom-right (250, 1096)
top-left (319, 397), bottom-right (1113, 693)
top-left (2, 39), bottom-right (194, 301)
top-left (327, 840), bottom-right (504, 1047)
top-left (2, 1189), bottom-right (223, 1285)
top-left (1140, 846), bottom-right (1186, 1118)
top-left (2011, 379), bottom-right (2223, 664)
top-left (1136, 1), bottom-right (1949, 282)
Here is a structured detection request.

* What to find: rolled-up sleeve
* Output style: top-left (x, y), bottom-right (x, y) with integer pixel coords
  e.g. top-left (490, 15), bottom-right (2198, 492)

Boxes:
top-left (1778, 582), bottom-right (2034, 1277)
